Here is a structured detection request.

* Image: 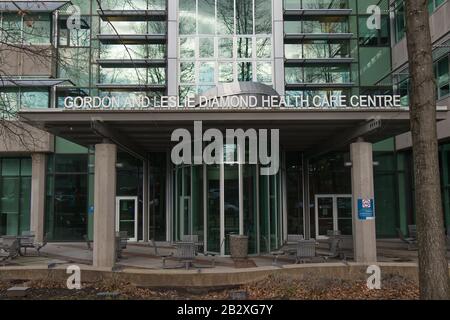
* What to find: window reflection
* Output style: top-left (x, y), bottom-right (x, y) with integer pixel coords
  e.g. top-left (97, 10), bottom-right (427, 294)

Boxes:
top-left (178, 0), bottom-right (273, 95)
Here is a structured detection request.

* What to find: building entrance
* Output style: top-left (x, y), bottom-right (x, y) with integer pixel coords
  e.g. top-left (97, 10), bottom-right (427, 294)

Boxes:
top-left (314, 195), bottom-right (352, 239)
top-left (116, 196), bottom-right (138, 242)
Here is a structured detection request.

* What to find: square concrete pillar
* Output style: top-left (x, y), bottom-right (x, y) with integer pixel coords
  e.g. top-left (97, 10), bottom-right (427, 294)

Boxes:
top-left (350, 141), bottom-right (377, 263)
top-left (30, 153), bottom-right (46, 243)
top-left (93, 143), bottom-right (117, 269)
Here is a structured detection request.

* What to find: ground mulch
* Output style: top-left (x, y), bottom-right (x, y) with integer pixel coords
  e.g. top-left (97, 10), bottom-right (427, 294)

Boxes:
top-left (0, 274), bottom-right (419, 300)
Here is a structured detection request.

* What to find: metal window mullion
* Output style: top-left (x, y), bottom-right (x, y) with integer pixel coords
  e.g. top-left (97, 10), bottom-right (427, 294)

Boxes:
top-left (238, 144), bottom-right (244, 235)
top-left (256, 163), bottom-right (260, 254)
top-left (203, 163), bottom-right (207, 252)
top-left (220, 161), bottom-right (225, 256)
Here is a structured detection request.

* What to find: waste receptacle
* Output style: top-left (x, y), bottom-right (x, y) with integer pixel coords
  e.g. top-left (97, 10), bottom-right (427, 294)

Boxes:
top-left (229, 235), bottom-right (249, 259)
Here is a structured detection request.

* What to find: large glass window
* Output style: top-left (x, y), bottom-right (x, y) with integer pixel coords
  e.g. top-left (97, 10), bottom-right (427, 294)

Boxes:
top-left (394, 0), bottom-right (406, 43)
top-left (46, 154), bottom-right (90, 241)
top-left (0, 12), bottom-right (51, 44)
top-left (0, 88), bottom-right (49, 114)
top-left (0, 158), bottom-right (32, 236)
top-left (285, 40), bottom-right (350, 59)
top-left (179, 0), bottom-right (273, 96)
top-left (284, 0), bottom-right (348, 9)
top-left (286, 66), bottom-right (350, 84)
top-left (98, 0), bottom-right (166, 10)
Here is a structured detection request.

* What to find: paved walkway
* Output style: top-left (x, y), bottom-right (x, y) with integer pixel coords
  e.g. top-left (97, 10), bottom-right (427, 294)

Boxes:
top-left (2, 239), bottom-right (448, 270)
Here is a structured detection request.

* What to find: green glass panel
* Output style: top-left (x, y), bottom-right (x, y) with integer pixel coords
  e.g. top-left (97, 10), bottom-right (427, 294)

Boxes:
top-left (243, 165), bottom-right (257, 254)
top-left (207, 165), bottom-right (221, 253)
top-left (20, 158), bottom-right (32, 176)
top-left (1, 177), bottom-right (20, 235)
top-left (55, 137), bottom-right (88, 154)
top-left (19, 177), bottom-right (31, 234)
top-left (2, 159), bottom-right (20, 176)
top-left (23, 13), bottom-right (51, 45)
top-left (224, 165), bottom-right (239, 254)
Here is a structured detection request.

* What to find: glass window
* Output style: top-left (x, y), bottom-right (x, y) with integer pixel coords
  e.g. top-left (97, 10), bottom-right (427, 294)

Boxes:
top-left (218, 38), bottom-right (233, 58)
top-left (217, 0), bottom-right (234, 35)
top-left (219, 62), bottom-right (234, 82)
top-left (21, 89), bottom-right (50, 109)
top-left (198, 0), bottom-right (215, 35)
top-left (100, 0), bottom-right (147, 10)
top-left (100, 67), bottom-right (148, 84)
top-left (238, 62), bottom-right (253, 81)
top-left (55, 154), bottom-right (88, 173)
top-left (236, 0), bottom-right (253, 35)
top-left (302, 16), bottom-right (348, 34)
top-left (358, 16), bottom-right (390, 46)
top-left (255, 0), bottom-right (272, 34)
top-left (257, 62), bottom-right (272, 83)
top-left (436, 56), bottom-right (450, 99)
top-left (1, 13), bottom-right (21, 43)
top-left (394, 0), bottom-right (406, 43)
top-left (58, 48), bottom-right (90, 87)
top-left (285, 67), bottom-right (303, 84)
top-left (2, 159), bottom-right (20, 176)
top-left (285, 44), bottom-right (302, 59)
top-left (180, 62), bottom-right (196, 83)
top-left (180, 0), bottom-right (196, 35)
top-left (237, 37), bottom-right (252, 58)
top-left (180, 37), bottom-right (195, 58)
top-left (100, 44), bottom-right (147, 60)
top-left (300, 0), bottom-right (348, 9)
top-left (256, 38), bottom-right (271, 58)
top-left (0, 157), bottom-right (32, 237)
top-left (23, 14), bottom-right (52, 44)
top-left (101, 21), bottom-right (147, 34)
top-left (304, 66), bottom-right (350, 84)
top-left (199, 38), bottom-right (214, 58)
top-left (199, 62), bottom-right (215, 83)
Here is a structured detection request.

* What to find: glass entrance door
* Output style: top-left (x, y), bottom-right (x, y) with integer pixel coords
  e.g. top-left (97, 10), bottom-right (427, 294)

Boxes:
top-left (116, 197), bottom-right (138, 242)
top-left (315, 195), bottom-right (352, 239)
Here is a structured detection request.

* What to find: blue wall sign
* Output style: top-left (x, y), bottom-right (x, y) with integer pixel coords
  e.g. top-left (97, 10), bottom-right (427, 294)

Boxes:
top-left (357, 199), bottom-right (375, 220)
top-left (88, 206), bottom-right (94, 215)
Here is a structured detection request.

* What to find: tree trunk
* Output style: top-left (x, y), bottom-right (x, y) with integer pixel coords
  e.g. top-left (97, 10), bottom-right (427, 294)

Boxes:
top-left (404, 0), bottom-right (449, 299)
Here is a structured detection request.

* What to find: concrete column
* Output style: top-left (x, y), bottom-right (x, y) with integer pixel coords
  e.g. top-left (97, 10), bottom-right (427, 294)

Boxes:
top-left (93, 143), bottom-right (117, 269)
top-left (350, 141), bottom-right (377, 263)
top-left (273, 0), bottom-right (285, 95)
top-left (167, 0), bottom-right (178, 96)
top-left (30, 153), bottom-right (46, 243)
top-left (143, 160), bottom-right (149, 242)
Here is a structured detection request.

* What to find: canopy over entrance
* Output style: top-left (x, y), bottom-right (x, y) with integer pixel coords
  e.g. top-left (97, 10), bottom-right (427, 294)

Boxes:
top-left (19, 108), bottom-right (446, 159)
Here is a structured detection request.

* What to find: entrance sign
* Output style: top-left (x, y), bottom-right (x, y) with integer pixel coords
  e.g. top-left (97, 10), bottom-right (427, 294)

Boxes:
top-left (358, 199), bottom-right (375, 220)
top-left (63, 94), bottom-right (403, 110)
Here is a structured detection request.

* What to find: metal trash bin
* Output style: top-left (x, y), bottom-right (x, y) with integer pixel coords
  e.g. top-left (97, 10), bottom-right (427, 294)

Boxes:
top-left (229, 235), bottom-right (249, 259)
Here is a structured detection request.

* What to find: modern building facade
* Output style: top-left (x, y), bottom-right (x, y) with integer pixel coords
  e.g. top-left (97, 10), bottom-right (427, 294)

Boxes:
top-left (0, 0), bottom-right (449, 267)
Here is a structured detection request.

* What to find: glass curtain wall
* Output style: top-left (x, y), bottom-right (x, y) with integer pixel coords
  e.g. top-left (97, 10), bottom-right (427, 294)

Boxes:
top-left (45, 153), bottom-right (91, 241)
top-left (172, 148), bottom-right (281, 255)
top-left (0, 158), bottom-right (32, 236)
top-left (149, 153), bottom-right (167, 241)
top-left (56, 0), bottom-right (167, 107)
top-left (179, 0), bottom-right (273, 101)
top-left (284, 0), bottom-right (392, 107)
